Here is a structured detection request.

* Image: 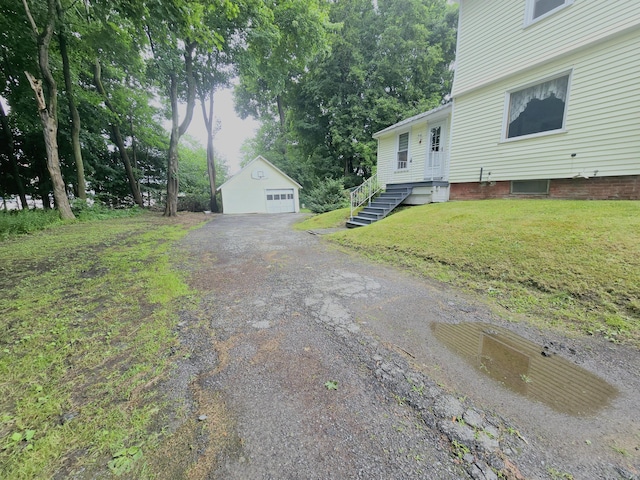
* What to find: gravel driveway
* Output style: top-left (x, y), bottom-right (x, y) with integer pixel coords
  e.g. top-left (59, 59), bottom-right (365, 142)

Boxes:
top-left (169, 213), bottom-right (639, 480)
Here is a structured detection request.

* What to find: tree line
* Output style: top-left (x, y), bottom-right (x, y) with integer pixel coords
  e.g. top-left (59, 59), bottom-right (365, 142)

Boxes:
top-left (0, 0), bottom-right (457, 218)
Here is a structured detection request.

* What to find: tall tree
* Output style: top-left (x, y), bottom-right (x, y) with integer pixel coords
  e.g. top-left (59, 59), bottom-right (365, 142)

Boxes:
top-left (93, 59), bottom-right (144, 207)
top-left (22, 0), bottom-right (75, 219)
top-left (145, 0), bottom-right (239, 217)
top-left (55, 0), bottom-right (86, 200)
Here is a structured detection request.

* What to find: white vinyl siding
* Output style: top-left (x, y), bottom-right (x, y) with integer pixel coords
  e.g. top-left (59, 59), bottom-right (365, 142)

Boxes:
top-left (453, 0), bottom-right (640, 97)
top-left (375, 105), bottom-right (452, 186)
top-left (449, 29), bottom-right (640, 183)
top-left (377, 124), bottom-right (429, 185)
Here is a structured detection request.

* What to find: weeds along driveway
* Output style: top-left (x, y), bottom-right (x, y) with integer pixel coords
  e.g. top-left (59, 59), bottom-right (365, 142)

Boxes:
top-left (171, 213), bottom-right (639, 480)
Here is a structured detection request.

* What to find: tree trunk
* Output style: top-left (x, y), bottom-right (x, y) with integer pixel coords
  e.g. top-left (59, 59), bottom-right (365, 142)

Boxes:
top-left (0, 102), bottom-right (28, 209)
top-left (164, 42), bottom-right (197, 217)
top-left (25, 72), bottom-right (74, 219)
top-left (276, 94), bottom-right (286, 129)
top-left (165, 74), bottom-right (180, 217)
top-left (56, 1), bottom-right (86, 200)
top-left (22, 0), bottom-right (75, 220)
top-left (111, 123), bottom-right (144, 207)
top-left (93, 59), bottom-right (144, 207)
top-left (199, 85), bottom-right (218, 212)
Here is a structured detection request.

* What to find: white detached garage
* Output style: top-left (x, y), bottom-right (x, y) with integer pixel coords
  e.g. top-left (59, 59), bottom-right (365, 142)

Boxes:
top-left (217, 156), bottom-right (302, 214)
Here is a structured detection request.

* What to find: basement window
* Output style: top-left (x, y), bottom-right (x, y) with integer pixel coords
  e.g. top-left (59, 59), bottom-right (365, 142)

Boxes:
top-left (397, 132), bottom-right (409, 170)
top-left (505, 73), bottom-right (570, 140)
top-left (511, 180), bottom-right (550, 195)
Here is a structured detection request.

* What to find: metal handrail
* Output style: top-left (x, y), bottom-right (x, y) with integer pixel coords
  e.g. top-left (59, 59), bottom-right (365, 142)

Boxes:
top-left (350, 173), bottom-right (382, 217)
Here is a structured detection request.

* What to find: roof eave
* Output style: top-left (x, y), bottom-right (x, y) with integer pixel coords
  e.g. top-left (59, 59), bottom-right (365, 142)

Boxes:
top-left (372, 104), bottom-right (452, 139)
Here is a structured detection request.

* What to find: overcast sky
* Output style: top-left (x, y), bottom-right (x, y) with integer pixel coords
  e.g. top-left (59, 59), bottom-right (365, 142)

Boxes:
top-left (183, 87), bottom-right (261, 175)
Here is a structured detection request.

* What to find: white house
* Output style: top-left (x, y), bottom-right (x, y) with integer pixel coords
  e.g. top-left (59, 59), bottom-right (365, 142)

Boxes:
top-left (347, 105), bottom-right (452, 227)
top-left (361, 0), bottom-right (640, 226)
top-left (448, 0), bottom-right (640, 200)
top-left (373, 103), bottom-right (452, 205)
top-left (217, 156), bottom-right (301, 214)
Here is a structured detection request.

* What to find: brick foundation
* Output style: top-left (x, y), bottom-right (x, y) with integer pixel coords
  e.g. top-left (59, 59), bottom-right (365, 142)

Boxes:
top-left (449, 175), bottom-right (640, 201)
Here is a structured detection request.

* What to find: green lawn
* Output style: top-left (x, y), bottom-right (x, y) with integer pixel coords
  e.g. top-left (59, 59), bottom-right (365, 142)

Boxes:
top-left (293, 207), bottom-right (352, 230)
top-left (0, 212), bottom-right (204, 479)
top-left (307, 200), bottom-right (640, 346)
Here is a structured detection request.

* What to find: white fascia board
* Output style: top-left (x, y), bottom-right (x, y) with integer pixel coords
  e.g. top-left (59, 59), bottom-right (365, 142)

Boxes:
top-left (373, 104), bottom-right (452, 139)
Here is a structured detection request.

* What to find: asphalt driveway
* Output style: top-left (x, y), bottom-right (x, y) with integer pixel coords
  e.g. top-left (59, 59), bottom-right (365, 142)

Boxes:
top-left (171, 213), bottom-right (639, 480)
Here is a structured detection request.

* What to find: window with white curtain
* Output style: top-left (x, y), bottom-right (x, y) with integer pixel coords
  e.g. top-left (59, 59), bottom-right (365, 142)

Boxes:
top-left (525, 0), bottom-right (573, 25)
top-left (506, 74), bottom-right (570, 139)
top-left (397, 132), bottom-right (409, 169)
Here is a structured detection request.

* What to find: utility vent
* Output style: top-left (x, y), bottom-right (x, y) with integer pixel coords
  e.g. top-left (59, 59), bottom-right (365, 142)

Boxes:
top-left (511, 180), bottom-right (549, 194)
top-left (252, 169), bottom-right (267, 180)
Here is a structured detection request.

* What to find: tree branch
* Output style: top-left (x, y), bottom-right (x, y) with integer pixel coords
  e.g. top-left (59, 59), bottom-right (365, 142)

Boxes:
top-left (21, 0), bottom-right (39, 37)
top-left (178, 42), bottom-right (197, 137)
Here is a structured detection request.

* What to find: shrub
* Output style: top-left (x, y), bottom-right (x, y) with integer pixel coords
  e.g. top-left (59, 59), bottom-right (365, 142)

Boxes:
top-left (177, 194), bottom-right (209, 212)
top-left (303, 178), bottom-right (349, 214)
top-left (0, 209), bottom-right (61, 239)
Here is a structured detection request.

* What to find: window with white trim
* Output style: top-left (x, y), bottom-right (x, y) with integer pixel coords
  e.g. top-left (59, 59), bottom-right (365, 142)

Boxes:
top-left (506, 74), bottom-right (570, 139)
top-left (525, 0), bottom-right (573, 25)
top-left (397, 132), bottom-right (409, 170)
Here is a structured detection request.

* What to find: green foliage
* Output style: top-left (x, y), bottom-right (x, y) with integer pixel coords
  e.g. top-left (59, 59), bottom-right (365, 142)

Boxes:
top-left (235, 0), bottom-right (331, 121)
top-left (330, 200), bottom-right (640, 346)
top-left (0, 202), bottom-right (142, 239)
top-left (177, 194), bottom-right (210, 212)
top-left (303, 178), bottom-right (349, 214)
top-left (0, 209), bottom-right (62, 238)
top-left (324, 380), bottom-right (339, 390)
top-left (287, 0), bottom-right (458, 184)
top-left (108, 445), bottom-right (144, 476)
top-left (178, 137), bottom-right (210, 196)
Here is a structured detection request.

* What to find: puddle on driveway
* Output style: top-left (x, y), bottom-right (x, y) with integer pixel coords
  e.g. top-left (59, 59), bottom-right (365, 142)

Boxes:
top-left (431, 322), bottom-right (618, 416)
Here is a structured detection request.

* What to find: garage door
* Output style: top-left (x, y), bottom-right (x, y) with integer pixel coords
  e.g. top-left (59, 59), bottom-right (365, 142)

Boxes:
top-left (266, 189), bottom-right (295, 213)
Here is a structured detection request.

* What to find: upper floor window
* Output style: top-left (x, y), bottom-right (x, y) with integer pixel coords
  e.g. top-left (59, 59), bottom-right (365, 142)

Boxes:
top-left (525, 0), bottom-right (573, 25)
top-left (397, 132), bottom-right (409, 169)
top-left (505, 73), bottom-right (570, 140)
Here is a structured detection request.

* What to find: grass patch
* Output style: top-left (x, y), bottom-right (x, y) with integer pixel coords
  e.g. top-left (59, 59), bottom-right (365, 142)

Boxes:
top-left (294, 207), bottom-right (352, 230)
top-left (0, 203), bottom-right (142, 240)
top-left (0, 212), bottom-right (205, 478)
top-left (329, 199), bottom-right (640, 346)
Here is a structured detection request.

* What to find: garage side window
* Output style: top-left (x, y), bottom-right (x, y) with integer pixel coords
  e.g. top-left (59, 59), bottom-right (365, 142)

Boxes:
top-left (397, 132), bottom-right (409, 170)
top-left (506, 73), bottom-right (569, 140)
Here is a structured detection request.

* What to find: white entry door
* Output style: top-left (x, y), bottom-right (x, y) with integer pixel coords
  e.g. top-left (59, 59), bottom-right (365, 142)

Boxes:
top-left (425, 123), bottom-right (446, 180)
top-left (266, 189), bottom-right (295, 213)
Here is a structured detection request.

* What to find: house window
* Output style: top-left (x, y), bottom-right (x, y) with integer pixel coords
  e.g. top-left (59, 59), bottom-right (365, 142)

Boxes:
top-left (511, 180), bottom-right (550, 194)
top-left (526, 0), bottom-right (572, 24)
top-left (397, 132), bottom-right (409, 170)
top-left (506, 74), bottom-right (570, 139)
